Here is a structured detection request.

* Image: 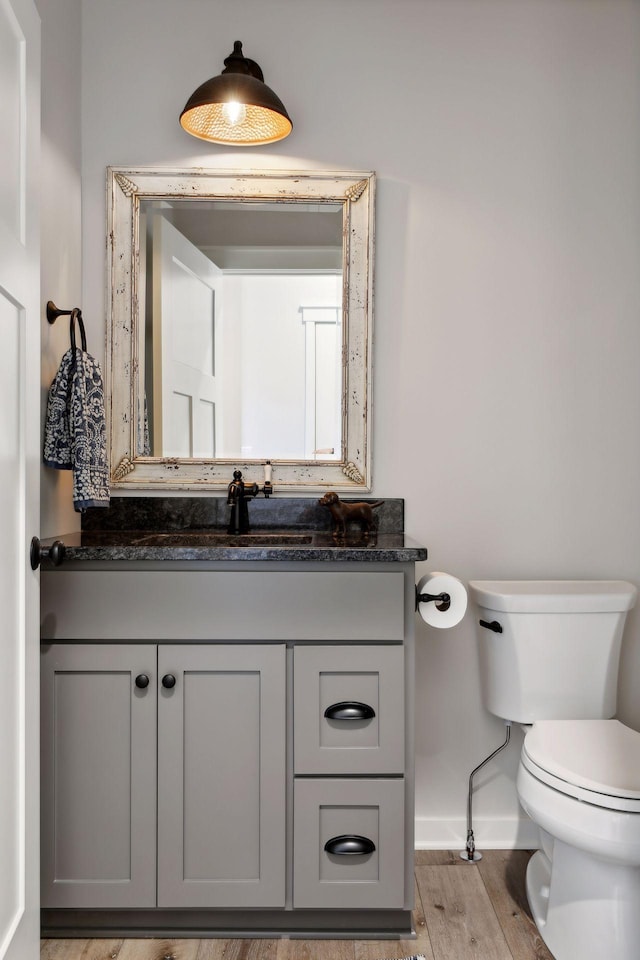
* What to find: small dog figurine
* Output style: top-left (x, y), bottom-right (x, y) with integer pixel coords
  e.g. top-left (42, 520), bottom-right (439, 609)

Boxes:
top-left (319, 491), bottom-right (385, 536)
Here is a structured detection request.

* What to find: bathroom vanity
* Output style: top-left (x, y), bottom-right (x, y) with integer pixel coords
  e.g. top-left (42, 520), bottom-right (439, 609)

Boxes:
top-left (39, 497), bottom-right (426, 939)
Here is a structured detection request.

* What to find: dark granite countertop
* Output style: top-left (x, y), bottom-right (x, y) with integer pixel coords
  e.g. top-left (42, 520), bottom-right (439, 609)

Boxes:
top-left (41, 497), bottom-right (427, 564)
top-left (42, 529), bottom-right (427, 563)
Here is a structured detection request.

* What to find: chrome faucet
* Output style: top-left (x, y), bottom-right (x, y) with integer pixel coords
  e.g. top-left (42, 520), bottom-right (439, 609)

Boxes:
top-left (226, 468), bottom-right (273, 534)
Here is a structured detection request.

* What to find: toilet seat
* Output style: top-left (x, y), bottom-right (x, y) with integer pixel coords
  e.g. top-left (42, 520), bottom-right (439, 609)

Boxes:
top-left (522, 719), bottom-right (640, 813)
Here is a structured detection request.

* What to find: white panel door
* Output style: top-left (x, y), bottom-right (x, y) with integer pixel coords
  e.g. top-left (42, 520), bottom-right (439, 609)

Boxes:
top-left (0, 0), bottom-right (40, 958)
top-left (152, 215), bottom-right (222, 457)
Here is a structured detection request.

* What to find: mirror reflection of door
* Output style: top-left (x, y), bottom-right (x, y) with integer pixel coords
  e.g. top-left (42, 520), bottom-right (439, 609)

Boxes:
top-left (140, 199), bottom-right (344, 462)
top-left (152, 215), bottom-right (221, 458)
top-left (301, 307), bottom-right (342, 460)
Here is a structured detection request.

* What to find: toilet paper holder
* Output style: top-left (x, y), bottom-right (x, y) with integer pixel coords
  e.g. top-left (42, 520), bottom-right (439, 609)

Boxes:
top-left (415, 586), bottom-right (451, 612)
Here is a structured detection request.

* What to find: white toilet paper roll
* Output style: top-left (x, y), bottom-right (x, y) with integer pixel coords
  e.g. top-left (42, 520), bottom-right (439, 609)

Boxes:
top-left (416, 572), bottom-right (468, 628)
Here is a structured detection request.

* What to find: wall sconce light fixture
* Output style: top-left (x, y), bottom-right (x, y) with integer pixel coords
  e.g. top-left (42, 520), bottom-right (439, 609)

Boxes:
top-left (179, 40), bottom-right (292, 146)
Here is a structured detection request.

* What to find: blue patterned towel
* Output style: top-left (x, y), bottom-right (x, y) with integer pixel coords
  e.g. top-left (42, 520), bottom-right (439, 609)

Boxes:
top-left (43, 347), bottom-right (110, 511)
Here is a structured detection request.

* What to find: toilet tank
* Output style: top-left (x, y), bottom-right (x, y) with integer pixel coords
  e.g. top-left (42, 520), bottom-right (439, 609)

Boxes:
top-left (468, 581), bottom-right (637, 723)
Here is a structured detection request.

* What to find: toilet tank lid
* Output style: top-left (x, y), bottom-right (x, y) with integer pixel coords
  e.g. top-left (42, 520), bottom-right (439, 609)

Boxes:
top-left (468, 580), bottom-right (637, 613)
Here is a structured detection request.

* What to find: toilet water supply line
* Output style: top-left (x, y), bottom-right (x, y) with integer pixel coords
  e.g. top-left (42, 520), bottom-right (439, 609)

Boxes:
top-left (460, 719), bottom-right (512, 863)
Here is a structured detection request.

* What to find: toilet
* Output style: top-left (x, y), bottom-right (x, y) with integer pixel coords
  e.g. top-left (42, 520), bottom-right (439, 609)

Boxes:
top-left (469, 580), bottom-right (640, 960)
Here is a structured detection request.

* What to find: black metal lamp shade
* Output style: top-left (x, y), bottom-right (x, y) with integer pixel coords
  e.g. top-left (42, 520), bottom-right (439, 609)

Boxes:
top-left (180, 41), bottom-right (293, 146)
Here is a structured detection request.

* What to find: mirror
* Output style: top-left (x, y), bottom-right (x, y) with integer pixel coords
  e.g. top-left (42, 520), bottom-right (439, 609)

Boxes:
top-left (107, 168), bottom-right (375, 491)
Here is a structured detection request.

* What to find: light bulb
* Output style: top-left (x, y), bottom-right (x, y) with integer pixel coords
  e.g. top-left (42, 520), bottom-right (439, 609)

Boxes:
top-left (222, 100), bottom-right (247, 126)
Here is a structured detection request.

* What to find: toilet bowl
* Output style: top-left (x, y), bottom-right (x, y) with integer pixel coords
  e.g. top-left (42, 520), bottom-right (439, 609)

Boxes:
top-left (469, 580), bottom-right (639, 960)
top-left (517, 720), bottom-right (640, 960)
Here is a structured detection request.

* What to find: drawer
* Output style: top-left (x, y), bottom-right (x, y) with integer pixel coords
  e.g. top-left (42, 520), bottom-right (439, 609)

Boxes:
top-left (293, 778), bottom-right (405, 909)
top-left (294, 645), bottom-right (404, 774)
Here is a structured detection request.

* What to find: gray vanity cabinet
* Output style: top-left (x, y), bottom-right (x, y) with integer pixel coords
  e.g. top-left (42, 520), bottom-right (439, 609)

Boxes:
top-left (40, 641), bottom-right (286, 911)
top-left (40, 559), bottom-right (418, 937)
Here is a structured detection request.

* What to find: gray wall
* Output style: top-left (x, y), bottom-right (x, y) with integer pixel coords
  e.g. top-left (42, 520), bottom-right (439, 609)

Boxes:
top-left (40, 0), bottom-right (640, 846)
top-left (38, 0), bottom-right (83, 538)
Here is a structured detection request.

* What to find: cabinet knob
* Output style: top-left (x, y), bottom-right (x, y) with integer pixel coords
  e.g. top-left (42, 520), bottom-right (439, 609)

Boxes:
top-left (324, 701), bottom-right (375, 721)
top-left (135, 674), bottom-right (150, 689)
top-left (324, 834), bottom-right (376, 856)
top-left (162, 674), bottom-right (176, 689)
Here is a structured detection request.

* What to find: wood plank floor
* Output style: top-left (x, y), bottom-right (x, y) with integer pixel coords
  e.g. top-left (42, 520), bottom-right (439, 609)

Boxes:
top-left (40, 851), bottom-right (553, 960)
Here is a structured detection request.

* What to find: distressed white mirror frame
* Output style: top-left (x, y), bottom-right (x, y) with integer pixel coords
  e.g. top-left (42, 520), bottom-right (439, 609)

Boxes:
top-left (106, 167), bottom-right (375, 492)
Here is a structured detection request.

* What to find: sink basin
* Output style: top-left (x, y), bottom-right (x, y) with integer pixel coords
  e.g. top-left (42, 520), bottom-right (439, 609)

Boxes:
top-left (131, 531), bottom-right (314, 548)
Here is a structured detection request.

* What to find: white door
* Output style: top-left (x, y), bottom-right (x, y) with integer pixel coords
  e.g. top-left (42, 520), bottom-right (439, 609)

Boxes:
top-left (152, 215), bottom-right (222, 458)
top-left (0, 0), bottom-right (40, 958)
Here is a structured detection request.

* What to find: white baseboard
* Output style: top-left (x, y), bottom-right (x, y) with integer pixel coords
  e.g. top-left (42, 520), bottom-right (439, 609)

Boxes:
top-left (415, 816), bottom-right (540, 850)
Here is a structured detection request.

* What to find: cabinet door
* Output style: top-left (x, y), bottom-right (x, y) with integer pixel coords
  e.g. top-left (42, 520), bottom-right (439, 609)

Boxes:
top-left (41, 644), bottom-right (157, 908)
top-left (157, 644), bottom-right (286, 908)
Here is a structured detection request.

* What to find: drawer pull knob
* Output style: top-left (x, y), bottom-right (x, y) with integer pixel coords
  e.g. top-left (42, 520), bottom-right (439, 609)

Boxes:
top-left (324, 835), bottom-right (376, 856)
top-left (324, 701), bottom-right (375, 721)
top-left (162, 674), bottom-right (176, 689)
top-left (135, 674), bottom-right (150, 689)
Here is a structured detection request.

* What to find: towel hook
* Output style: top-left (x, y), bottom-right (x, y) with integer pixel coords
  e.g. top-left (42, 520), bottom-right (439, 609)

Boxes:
top-left (46, 300), bottom-right (82, 324)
